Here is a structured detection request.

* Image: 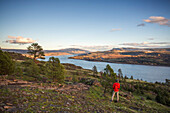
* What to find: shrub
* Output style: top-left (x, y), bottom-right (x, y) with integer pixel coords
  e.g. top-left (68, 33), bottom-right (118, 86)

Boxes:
top-left (24, 60), bottom-right (40, 77)
top-left (72, 75), bottom-right (78, 83)
top-left (156, 92), bottom-right (170, 106)
top-left (45, 57), bottom-right (65, 83)
top-left (0, 50), bottom-right (15, 75)
top-left (13, 66), bottom-right (23, 78)
top-left (146, 95), bottom-right (153, 100)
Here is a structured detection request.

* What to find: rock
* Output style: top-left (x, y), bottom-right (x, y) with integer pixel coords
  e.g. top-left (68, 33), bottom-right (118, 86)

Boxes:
top-left (17, 80), bottom-right (28, 84)
top-left (93, 80), bottom-right (101, 87)
top-left (129, 106), bottom-right (140, 111)
top-left (120, 91), bottom-right (133, 100)
top-left (13, 79), bottom-right (17, 82)
top-left (6, 103), bottom-right (13, 106)
top-left (4, 106), bottom-right (13, 109)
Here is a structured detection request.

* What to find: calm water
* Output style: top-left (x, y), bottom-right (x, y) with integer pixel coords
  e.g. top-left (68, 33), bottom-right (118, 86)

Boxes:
top-left (39, 55), bottom-right (170, 83)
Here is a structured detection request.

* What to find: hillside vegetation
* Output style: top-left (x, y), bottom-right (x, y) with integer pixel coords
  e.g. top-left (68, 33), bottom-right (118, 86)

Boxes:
top-left (0, 50), bottom-right (170, 112)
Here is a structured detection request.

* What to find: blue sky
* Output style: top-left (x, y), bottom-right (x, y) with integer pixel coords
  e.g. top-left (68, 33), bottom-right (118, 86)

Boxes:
top-left (0, 0), bottom-right (170, 51)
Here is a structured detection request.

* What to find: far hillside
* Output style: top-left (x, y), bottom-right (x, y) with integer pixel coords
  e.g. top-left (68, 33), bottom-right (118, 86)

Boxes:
top-left (69, 48), bottom-right (170, 66)
top-left (2, 48), bottom-right (90, 56)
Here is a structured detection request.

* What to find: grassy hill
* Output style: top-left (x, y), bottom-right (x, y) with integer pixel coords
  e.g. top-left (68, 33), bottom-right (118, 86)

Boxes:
top-left (1, 81), bottom-right (169, 112)
top-left (0, 51), bottom-right (170, 112)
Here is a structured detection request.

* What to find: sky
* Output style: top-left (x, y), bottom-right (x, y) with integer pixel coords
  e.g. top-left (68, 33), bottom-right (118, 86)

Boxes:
top-left (0, 0), bottom-right (170, 51)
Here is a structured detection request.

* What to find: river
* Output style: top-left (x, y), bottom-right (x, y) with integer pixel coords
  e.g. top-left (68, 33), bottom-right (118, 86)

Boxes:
top-left (39, 55), bottom-right (170, 83)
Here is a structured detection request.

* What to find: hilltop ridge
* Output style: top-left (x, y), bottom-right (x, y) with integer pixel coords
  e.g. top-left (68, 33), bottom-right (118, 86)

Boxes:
top-left (1, 48), bottom-right (90, 56)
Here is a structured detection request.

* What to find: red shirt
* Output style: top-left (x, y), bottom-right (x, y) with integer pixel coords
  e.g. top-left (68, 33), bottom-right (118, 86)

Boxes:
top-left (113, 82), bottom-right (120, 92)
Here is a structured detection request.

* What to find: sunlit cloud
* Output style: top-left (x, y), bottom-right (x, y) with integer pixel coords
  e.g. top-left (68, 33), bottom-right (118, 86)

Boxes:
top-left (110, 28), bottom-right (121, 32)
top-left (5, 36), bottom-right (35, 45)
top-left (137, 23), bottom-right (145, 27)
top-left (150, 42), bottom-right (170, 44)
top-left (143, 16), bottom-right (170, 27)
top-left (120, 41), bottom-right (170, 48)
top-left (70, 45), bottom-right (116, 51)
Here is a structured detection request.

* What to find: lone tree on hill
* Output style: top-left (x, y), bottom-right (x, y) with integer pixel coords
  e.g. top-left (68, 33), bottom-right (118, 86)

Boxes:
top-left (92, 65), bottom-right (98, 77)
top-left (27, 43), bottom-right (45, 62)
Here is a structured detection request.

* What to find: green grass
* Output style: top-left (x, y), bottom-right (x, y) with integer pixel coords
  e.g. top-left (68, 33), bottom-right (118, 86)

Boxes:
top-left (0, 83), bottom-right (170, 112)
top-left (1, 60), bottom-right (170, 112)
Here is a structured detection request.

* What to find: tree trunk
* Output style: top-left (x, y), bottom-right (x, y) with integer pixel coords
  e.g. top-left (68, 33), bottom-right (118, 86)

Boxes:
top-left (103, 87), bottom-right (107, 97)
top-left (34, 57), bottom-right (36, 62)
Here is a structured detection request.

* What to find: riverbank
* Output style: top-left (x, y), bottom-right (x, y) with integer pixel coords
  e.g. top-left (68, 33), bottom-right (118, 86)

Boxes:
top-left (69, 56), bottom-right (170, 67)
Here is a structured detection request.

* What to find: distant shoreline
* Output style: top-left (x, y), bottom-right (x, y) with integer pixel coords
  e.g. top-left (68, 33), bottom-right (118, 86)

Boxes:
top-left (69, 57), bottom-right (170, 67)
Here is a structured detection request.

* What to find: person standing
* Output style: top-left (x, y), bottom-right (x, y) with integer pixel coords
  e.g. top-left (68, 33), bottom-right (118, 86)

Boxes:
top-left (111, 79), bottom-right (120, 102)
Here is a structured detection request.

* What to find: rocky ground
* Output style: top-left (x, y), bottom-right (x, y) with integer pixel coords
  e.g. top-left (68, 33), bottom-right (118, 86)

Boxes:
top-left (0, 79), bottom-right (170, 113)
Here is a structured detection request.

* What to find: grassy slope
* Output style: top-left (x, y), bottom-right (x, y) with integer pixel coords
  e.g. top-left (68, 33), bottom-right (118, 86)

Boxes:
top-left (0, 84), bottom-right (169, 112)
top-left (0, 52), bottom-right (169, 112)
top-left (0, 63), bottom-right (170, 112)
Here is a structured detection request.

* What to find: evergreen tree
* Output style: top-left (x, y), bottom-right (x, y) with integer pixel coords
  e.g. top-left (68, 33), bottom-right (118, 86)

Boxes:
top-left (100, 64), bottom-right (117, 96)
top-left (46, 57), bottom-right (65, 83)
top-left (92, 65), bottom-right (98, 77)
top-left (125, 75), bottom-right (129, 79)
top-left (0, 50), bottom-right (15, 75)
top-left (118, 68), bottom-right (123, 80)
top-left (27, 43), bottom-right (45, 62)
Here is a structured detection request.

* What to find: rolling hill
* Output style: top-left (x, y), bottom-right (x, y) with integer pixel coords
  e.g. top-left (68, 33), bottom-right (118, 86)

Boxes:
top-left (1, 48), bottom-right (90, 56)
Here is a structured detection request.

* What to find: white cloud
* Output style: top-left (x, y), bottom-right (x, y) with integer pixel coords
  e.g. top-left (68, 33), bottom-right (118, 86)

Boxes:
top-left (143, 16), bottom-right (170, 27)
top-left (70, 45), bottom-right (117, 51)
top-left (5, 36), bottom-right (35, 44)
top-left (120, 41), bottom-right (170, 48)
top-left (110, 28), bottom-right (121, 32)
top-left (150, 42), bottom-right (170, 44)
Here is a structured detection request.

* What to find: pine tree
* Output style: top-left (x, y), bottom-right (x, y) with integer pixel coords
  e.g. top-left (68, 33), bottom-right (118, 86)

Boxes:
top-left (100, 64), bottom-right (117, 96)
top-left (27, 43), bottom-right (45, 62)
top-left (92, 65), bottom-right (98, 77)
top-left (118, 68), bottom-right (123, 80)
